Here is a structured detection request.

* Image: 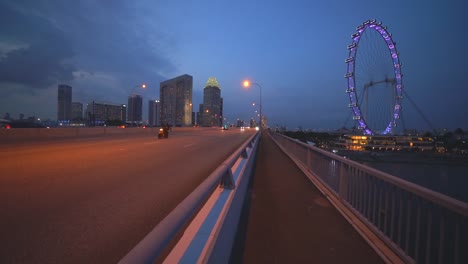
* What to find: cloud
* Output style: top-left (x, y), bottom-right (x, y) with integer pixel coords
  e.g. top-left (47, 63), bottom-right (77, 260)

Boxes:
top-left (1, 0), bottom-right (176, 88)
top-left (0, 0), bottom-right (177, 119)
top-left (0, 2), bottom-right (75, 90)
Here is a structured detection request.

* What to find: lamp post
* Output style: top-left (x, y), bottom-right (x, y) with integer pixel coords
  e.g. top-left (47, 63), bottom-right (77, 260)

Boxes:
top-left (243, 80), bottom-right (262, 128)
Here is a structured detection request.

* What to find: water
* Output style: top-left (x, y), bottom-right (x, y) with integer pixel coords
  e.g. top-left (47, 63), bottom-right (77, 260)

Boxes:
top-left (361, 161), bottom-right (468, 203)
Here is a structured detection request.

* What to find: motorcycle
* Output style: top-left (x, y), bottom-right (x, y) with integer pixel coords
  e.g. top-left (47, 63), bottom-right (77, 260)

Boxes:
top-left (158, 126), bottom-right (169, 139)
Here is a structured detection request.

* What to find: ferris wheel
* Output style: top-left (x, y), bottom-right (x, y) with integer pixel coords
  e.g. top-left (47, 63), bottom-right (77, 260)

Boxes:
top-left (345, 19), bottom-right (403, 135)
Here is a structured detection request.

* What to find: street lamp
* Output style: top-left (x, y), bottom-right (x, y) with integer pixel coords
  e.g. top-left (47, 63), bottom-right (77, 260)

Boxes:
top-left (243, 80), bottom-right (262, 128)
top-left (130, 83), bottom-right (147, 95)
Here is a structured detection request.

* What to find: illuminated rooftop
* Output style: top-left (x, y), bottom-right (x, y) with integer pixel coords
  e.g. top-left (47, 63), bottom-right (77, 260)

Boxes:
top-left (205, 77), bottom-right (220, 89)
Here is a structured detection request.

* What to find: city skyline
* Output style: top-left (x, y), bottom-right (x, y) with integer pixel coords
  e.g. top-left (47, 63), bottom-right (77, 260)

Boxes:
top-left (1, 1), bottom-right (467, 131)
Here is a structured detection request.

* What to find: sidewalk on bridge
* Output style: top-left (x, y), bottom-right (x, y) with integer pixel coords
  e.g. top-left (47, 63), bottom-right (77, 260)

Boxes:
top-left (238, 132), bottom-right (384, 264)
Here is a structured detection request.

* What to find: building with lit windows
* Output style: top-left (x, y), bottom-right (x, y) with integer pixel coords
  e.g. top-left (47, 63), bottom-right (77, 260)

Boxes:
top-left (57, 84), bottom-right (72, 122)
top-left (160, 74), bottom-right (193, 126)
top-left (202, 77), bottom-right (222, 127)
top-left (127, 94), bottom-right (143, 124)
top-left (86, 101), bottom-right (126, 126)
top-left (334, 135), bottom-right (434, 151)
top-left (148, 99), bottom-right (160, 127)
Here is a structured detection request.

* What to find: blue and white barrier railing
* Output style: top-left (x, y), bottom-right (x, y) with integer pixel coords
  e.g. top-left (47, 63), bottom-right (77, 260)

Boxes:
top-left (269, 131), bottom-right (468, 264)
top-left (119, 131), bottom-right (260, 264)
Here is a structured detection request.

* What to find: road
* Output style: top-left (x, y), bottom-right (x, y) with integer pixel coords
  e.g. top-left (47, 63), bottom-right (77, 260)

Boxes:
top-left (0, 127), bottom-right (255, 264)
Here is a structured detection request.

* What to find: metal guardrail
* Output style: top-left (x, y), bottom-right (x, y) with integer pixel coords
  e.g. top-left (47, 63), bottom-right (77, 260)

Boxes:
top-left (119, 131), bottom-right (259, 264)
top-left (270, 131), bottom-right (468, 264)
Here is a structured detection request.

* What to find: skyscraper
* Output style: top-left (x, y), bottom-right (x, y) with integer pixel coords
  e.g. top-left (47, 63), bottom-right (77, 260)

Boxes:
top-left (57, 84), bottom-right (72, 122)
top-left (128, 94), bottom-right (143, 124)
top-left (148, 99), bottom-right (160, 127)
top-left (160, 74), bottom-right (193, 126)
top-left (202, 77), bottom-right (222, 127)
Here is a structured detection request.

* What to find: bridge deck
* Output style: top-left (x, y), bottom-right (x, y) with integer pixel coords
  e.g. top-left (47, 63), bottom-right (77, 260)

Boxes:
top-left (238, 132), bottom-right (384, 263)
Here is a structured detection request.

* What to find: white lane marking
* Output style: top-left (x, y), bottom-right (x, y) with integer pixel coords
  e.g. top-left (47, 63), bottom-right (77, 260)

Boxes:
top-left (183, 143), bottom-right (194, 148)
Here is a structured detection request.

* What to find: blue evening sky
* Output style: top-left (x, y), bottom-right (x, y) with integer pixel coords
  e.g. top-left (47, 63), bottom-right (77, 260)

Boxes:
top-left (0, 0), bottom-right (466, 131)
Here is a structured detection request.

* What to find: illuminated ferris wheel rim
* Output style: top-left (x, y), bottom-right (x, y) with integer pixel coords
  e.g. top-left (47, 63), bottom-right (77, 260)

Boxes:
top-left (345, 19), bottom-right (403, 135)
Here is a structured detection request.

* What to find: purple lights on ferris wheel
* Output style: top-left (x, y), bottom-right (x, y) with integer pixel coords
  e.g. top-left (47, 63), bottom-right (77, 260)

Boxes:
top-left (345, 19), bottom-right (404, 135)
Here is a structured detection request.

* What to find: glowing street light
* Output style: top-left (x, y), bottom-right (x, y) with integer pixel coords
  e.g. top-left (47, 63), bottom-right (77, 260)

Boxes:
top-left (243, 79), bottom-right (262, 128)
top-left (130, 83), bottom-right (147, 95)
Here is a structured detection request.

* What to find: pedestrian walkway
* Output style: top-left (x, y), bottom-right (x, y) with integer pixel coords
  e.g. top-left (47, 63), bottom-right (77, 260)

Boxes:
top-left (240, 132), bottom-right (384, 264)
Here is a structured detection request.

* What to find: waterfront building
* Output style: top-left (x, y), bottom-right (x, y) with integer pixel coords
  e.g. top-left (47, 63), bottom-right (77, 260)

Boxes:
top-left (334, 134), bottom-right (435, 152)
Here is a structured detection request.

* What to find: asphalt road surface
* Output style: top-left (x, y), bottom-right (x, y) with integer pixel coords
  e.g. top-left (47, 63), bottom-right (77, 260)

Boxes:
top-left (0, 127), bottom-right (255, 264)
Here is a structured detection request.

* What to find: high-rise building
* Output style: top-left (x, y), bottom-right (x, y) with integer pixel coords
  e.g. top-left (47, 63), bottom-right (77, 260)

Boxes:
top-left (148, 99), bottom-right (160, 127)
top-left (71, 102), bottom-right (83, 120)
top-left (57, 84), bottom-right (72, 122)
top-left (86, 101), bottom-right (126, 126)
top-left (202, 77), bottom-right (222, 127)
top-left (160, 74), bottom-right (193, 126)
top-left (128, 95), bottom-right (143, 123)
